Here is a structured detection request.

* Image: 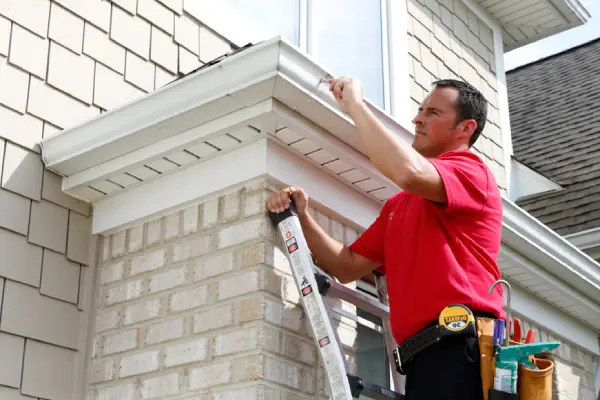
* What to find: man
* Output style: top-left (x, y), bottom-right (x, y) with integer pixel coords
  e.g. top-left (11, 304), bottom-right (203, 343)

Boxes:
top-left (267, 77), bottom-right (506, 399)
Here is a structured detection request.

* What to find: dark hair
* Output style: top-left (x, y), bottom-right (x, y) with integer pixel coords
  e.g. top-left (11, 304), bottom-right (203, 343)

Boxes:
top-left (431, 79), bottom-right (488, 147)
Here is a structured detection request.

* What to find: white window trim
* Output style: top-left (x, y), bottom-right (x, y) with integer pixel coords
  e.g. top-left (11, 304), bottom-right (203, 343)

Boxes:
top-left (183, 0), bottom-right (410, 124)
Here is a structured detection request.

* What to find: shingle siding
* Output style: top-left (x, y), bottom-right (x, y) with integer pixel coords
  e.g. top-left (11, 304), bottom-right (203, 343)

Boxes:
top-left (407, 0), bottom-right (506, 193)
top-left (0, 0), bottom-right (233, 398)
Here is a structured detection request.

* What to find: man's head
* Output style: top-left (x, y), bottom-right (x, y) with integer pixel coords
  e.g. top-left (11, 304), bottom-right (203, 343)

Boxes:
top-left (411, 79), bottom-right (488, 158)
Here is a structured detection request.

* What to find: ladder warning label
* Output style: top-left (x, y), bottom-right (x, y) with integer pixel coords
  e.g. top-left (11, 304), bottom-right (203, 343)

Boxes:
top-left (318, 336), bottom-right (330, 347)
top-left (285, 237), bottom-right (298, 253)
top-left (302, 285), bottom-right (313, 296)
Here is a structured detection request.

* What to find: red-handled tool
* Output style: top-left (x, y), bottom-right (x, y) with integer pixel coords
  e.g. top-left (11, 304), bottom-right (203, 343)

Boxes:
top-left (513, 318), bottom-right (522, 343)
top-left (525, 329), bottom-right (536, 343)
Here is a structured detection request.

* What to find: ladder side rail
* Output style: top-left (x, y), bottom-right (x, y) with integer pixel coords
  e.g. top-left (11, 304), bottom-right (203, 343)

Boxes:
top-left (269, 203), bottom-right (354, 400)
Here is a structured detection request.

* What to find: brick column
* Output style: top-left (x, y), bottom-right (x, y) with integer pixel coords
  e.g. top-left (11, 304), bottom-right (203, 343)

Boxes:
top-left (86, 179), bottom-right (362, 399)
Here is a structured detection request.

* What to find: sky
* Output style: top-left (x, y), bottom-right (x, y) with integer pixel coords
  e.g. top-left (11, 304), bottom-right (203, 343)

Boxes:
top-left (504, 0), bottom-right (600, 71)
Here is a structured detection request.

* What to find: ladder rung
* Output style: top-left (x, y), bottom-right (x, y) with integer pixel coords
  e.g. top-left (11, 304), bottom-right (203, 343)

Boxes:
top-left (347, 375), bottom-right (405, 400)
top-left (315, 272), bottom-right (390, 320)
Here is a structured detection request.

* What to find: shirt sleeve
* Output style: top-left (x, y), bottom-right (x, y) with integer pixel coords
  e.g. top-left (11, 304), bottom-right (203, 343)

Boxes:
top-left (348, 198), bottom-right (393, 266)
top-left (427, 151), bottom-right (491, 214)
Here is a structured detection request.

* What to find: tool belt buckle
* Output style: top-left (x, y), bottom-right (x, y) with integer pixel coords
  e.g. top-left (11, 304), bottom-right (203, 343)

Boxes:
top-left (392, 304), bottom-right (477, 375)
top-left (392, 347), bottom-right (406, 375)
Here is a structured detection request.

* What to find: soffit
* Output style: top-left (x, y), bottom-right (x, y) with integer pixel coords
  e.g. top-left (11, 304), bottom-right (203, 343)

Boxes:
top-left (476, 0), bottom-right (590, 51)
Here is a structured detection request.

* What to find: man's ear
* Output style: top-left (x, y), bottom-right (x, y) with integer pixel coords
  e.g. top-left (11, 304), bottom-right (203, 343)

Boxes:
top-left (459, 119), bottom-right (477, 140)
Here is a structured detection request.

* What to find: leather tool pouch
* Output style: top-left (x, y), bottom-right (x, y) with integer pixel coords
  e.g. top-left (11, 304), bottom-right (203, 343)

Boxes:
top-left (476, 317), bottom-right (497, 400)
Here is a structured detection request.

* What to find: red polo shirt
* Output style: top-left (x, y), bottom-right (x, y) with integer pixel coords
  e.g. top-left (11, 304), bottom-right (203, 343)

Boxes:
top-left (349, 149), bottom-right (506, 346)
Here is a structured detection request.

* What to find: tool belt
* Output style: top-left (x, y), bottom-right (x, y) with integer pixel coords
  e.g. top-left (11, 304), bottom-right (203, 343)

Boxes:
top-left (393, 304), bottom-right (483, 375)
top-left (392, 304), bottom-right (556, 400)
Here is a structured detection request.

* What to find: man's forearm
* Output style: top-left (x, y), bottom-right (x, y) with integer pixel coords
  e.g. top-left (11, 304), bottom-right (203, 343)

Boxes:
top-left (298, 212), bottom-right (361, 283)
top-left (348, 102), bottom-right (430, 188)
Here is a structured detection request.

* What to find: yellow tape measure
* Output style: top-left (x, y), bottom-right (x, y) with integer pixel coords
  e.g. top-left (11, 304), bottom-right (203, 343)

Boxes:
top-left (438, 304), bottom-right (476, 336)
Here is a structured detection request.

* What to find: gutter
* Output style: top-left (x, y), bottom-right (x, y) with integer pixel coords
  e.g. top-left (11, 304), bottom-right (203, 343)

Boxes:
top-left (565, 227), bottom-right (600, 250)
top-left (502, 197), bottom-right (600, 303)
top-left (559, 0), bottom-right (592, 22)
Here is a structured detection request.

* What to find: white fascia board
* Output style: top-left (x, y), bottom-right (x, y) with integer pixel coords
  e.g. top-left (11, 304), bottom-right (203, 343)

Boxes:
top-left (510, 283), bottom-right (599, 355)
top-left (502, 198), bottom-right (600, 303)
top-left (92, 138), bottom-right (382, 235)
top-left (566, 227), bottom-right (600, 250)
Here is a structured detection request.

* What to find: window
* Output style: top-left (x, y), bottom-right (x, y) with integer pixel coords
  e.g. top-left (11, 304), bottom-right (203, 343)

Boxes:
top-left (356, 307), bottom-right (391, 393)
top-left (193, 0), bottom-right (398, 111)
top-left (222, 0), bottom-right (301, 46)
top-left (311, 0), bottom-right (386, 108)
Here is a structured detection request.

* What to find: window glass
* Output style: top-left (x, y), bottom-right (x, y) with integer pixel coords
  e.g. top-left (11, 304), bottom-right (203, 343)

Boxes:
top-left (356, 308), bottom-right (391, 396)
top-left (224, 0), bottom-right (301, 46)
top-left (312, 0), bottom-right (385, 108)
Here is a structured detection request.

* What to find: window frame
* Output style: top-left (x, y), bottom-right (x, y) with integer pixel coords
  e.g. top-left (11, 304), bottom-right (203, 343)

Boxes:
top-left (183, 0), bottom-right (410, 124)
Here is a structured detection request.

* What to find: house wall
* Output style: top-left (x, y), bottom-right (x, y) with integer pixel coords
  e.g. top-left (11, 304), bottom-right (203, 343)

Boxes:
top-left (0, 0), bottom-right (595, 399)
top-left (0, 0), bottom-right (234, 398)
top-left (88, 179), bottom-right (361, 399)
top-left (406, 0), bottom-right (507, 195)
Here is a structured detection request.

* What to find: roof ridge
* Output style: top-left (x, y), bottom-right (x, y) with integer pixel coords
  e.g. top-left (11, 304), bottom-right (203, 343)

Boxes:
top-left (507, 37), bottom-right (600, 73)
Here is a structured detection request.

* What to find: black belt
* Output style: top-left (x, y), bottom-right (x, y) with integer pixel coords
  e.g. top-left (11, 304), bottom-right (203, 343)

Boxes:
top-left (394, 311), bottom-right (496, 375)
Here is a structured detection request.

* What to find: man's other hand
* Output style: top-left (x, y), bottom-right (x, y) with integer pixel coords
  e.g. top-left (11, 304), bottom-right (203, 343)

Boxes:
top-left (327, 76), bottom-right (365, 114)
top-left (267, 186), bottom-right (309, 216)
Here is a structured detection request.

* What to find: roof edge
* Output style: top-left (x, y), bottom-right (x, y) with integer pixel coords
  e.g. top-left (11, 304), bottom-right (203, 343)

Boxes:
top-left (566, 227), bottom-right (600, 250)
top-left (507, 36), bottom-right (600, 74)
top-left (502, 197), bottom-right (600, 303)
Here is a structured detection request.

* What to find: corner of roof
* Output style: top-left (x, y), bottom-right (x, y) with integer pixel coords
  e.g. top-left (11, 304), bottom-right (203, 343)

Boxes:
top-left (506, 37), bottom-right (600, 75)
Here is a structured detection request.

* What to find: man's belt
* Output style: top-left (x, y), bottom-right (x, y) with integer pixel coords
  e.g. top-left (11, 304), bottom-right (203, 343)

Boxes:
top-left (393, 304), bottom-right (478, 375)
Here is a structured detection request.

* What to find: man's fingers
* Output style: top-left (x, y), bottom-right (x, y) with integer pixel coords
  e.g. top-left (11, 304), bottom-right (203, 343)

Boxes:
top-left (277, 190), bottom-right (290, 211)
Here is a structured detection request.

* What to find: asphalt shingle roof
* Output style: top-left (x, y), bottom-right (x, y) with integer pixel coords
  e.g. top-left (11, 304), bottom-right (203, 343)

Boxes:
top-left (506, 38), bottom-right (600, 236)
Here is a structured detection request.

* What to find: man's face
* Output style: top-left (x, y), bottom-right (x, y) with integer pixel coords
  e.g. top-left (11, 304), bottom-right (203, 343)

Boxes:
top-left (411, 87), bottom-right (472, 157)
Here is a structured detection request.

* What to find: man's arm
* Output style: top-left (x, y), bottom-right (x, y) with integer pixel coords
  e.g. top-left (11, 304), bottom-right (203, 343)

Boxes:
top-left (267, 186), bottom-right (379, 284)
top-left (299, 212), bottom-right (379, 284)
top-left (329, 77), bottom-right (446, 203)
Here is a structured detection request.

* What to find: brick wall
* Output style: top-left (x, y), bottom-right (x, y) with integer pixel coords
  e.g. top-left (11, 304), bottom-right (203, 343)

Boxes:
top-left (514, 316), bottom-right (599, 400)
top-left (89, 180), bottom-right (365, 399)
top-left (0, 0), bottom-right (234, 398)
top-left (406, 0), bottom-right (506, 194)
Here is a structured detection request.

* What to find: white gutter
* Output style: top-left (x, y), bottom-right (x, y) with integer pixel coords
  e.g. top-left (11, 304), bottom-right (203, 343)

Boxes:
top-left (502, 197), bottom-right (600, 303)
top-left (558, 0), bottom-right (592, 22)
top-left (566, 227), bottom-right (600, 250)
